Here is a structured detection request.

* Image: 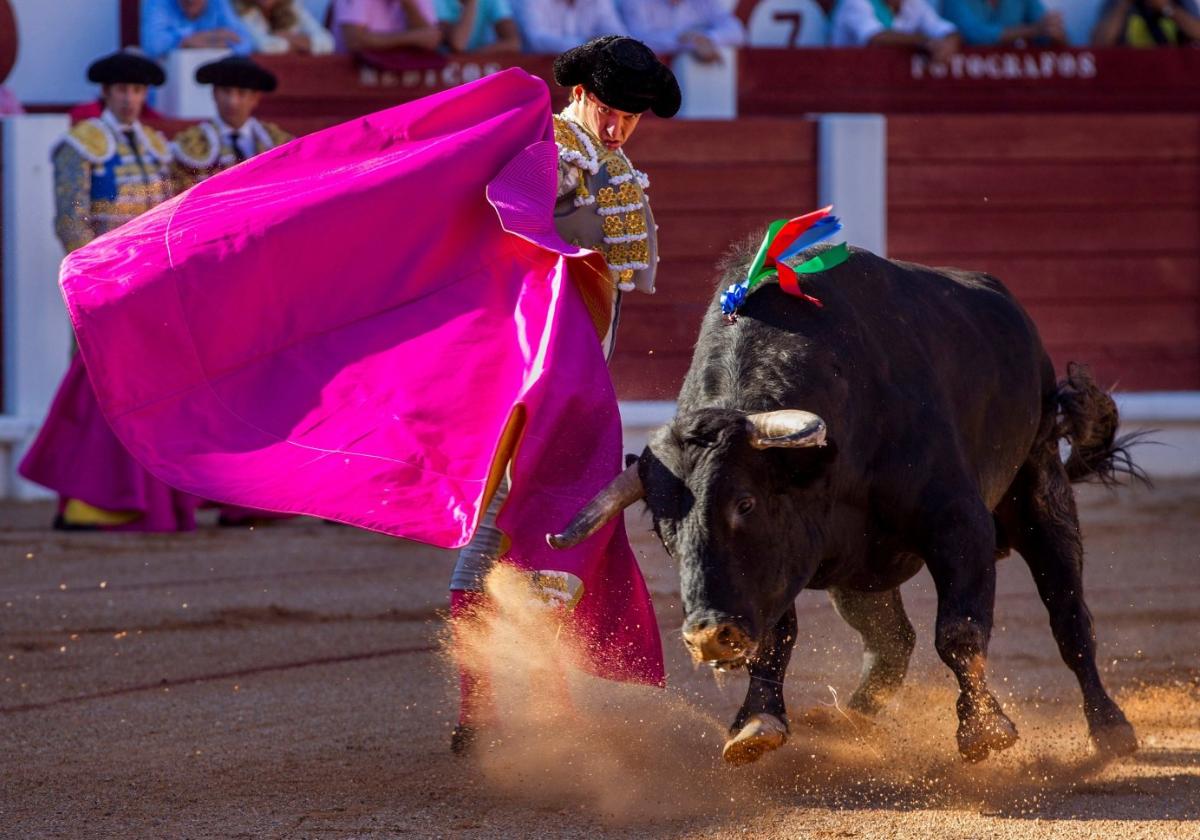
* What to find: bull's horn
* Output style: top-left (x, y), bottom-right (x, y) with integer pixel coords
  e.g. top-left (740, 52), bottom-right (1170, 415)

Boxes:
top-left (546, 462), bottom-right (644, 550)
top-left (746, 410), bottom-right (828, 449)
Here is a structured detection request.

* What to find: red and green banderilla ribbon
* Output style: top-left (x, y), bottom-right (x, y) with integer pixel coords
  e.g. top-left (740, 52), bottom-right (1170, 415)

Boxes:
top-left (721, 206), bottom-right (850, 321)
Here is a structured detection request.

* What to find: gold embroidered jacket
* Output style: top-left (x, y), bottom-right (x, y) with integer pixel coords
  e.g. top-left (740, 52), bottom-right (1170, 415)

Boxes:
top-left (52, 113), bottom-right (174, 254)
top-left (170, 118), bottom-right (293, 193)
top-left (553, 113), bottom-right (659, 296)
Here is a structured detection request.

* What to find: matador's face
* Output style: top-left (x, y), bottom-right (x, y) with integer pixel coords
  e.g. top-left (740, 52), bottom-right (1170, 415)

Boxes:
top-left (213, 86), bottom-right (263, 130)
top-left (102, 84), bottom-right (149, 126)
top-left (571, 85), bottom-right (642, 152)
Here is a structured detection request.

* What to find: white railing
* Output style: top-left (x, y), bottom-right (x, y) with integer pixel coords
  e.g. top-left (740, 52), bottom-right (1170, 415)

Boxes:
top-left (2, 114), bottom-right (71, 499)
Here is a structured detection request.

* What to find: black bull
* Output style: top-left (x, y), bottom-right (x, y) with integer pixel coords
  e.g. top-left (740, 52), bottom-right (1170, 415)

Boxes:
top-left (550, 243), bottom-right (1141, 765)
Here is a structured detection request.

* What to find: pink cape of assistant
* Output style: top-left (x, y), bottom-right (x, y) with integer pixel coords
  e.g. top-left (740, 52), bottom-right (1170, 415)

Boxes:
top-left (61, 68), bottom-right (664, 687)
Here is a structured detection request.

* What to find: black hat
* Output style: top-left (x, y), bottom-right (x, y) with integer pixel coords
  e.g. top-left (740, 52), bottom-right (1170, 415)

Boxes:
top-left (195, 56), bottom-right (278, 93)
top-left (87, 50), bottom-right (166, 87)
top-left (553, 36), bottom-right (681, 119)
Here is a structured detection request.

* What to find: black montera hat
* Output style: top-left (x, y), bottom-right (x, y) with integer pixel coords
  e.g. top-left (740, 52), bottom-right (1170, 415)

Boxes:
top-left (87, 50), bottom-right (166, 87)
top-left (553, 36), bottom-right (681, 119)
top-left (195, 56), bottom-right (278, 92)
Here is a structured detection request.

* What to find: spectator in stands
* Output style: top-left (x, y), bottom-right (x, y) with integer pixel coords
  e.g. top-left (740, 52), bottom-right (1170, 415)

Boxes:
top-left (510, 0), bottom-right (627, 53)
top-left (1092, 0), bottom-right (1200, 44)
top-left (332, 0), bottom-right (442, 53)
top-left (141, 0), bottom-right (256, 58)
top-left (942, 0), bottom-right (1066, 44)
top-left (235, 0), bottom-right (337, 53)
top-left (171, 56), bottom-right (293, 192)
top-left (616, 0), bottom-right (746, 62)
top-left (436, 0), bottom-right (522, 53)
top-left (831, 0), bottom-right (961, 61)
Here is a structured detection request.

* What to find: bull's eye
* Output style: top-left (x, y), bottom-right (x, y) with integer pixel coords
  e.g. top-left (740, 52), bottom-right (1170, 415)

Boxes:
top-left (735, 496), bottom-right (756, 516)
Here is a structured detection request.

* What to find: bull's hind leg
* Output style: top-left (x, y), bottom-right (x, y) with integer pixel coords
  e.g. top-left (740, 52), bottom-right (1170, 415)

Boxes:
top-left (923, 497), bottom-right (1019, 762)
top-left (829, 587), bottom-right (917, 716)
top-left (1000, 446), bottom-right (1138, 756)
top-left (722, 604), bottom-right (796, 766)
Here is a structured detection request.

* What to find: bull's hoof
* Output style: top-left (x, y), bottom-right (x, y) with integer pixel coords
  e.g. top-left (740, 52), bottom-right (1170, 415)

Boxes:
top-left (722, 713), bottom-right (788, 766)
top-left (1091, 719), bottom-right (1138, 758)
top-left (956, 712), bottom-right (1018, 763)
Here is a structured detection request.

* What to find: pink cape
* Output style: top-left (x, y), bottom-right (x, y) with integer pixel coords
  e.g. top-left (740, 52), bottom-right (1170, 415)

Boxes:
top-left (19, 354), bottom-right (204, 531)
top-left (61, 68), bottom-right (664, 686)
top-left (19, 358), bottom-right (289, 531)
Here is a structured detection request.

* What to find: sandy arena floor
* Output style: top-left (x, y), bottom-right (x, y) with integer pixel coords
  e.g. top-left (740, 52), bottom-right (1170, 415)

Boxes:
top-left (1, 479), bottom-right (1198, 839)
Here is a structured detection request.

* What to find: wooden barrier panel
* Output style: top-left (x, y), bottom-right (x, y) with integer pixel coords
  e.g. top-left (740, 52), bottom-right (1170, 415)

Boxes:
top-left (612, 119), bottom-right (818, 400)
top-left (888, 113), bottom-right (1200, 391)
top-left (255, 54), bottom-right (562, 127)
top-left (740, 48), bottom-right (1200, 114)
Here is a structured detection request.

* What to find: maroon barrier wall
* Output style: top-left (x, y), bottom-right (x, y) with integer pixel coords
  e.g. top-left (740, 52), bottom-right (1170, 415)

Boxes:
top-left (738, 47), bottom-right (1200, 114)
top-left (608, 120), bottom-right (819, 400)
top-left (888, 113), bottom-right (1200, 392)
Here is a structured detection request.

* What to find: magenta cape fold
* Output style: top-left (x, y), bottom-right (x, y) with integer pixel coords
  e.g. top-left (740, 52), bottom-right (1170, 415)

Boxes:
top-left (19, 354), bottom-right (205, 530)
top-left (62, 69), bottom-right (664, 685)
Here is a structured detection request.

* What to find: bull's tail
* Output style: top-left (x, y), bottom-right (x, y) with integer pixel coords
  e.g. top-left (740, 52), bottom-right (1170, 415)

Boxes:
top-left (1055, 363), bottom-right (1149, 485)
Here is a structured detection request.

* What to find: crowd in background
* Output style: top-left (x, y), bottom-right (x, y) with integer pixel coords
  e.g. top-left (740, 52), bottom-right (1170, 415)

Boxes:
top-left (140, 0), bottom-right (749, 64)
top-left (137, 0), bottom-right (1200, 73)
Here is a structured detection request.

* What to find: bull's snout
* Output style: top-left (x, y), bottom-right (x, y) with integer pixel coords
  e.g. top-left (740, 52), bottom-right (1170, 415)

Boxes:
top-left (682, 619), bottom-right (756, 666)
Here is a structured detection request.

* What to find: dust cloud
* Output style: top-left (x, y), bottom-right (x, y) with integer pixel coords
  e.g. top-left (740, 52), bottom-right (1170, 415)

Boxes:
top-left (447, 566), bottom-right (1200, 826)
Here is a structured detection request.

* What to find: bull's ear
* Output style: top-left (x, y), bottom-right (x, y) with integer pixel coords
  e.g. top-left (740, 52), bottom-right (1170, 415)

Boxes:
top-left (745, 410), bottom-right (827, 449)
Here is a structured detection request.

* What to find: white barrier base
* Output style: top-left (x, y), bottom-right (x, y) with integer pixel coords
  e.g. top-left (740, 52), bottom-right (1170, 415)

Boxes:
top-left (2, 115), bottom-right (72, 500)
top-left (1114, 393), bottom-right (1200, 479)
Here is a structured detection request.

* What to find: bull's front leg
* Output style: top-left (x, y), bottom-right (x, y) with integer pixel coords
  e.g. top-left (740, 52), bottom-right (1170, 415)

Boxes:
top-left (722, 603), bottom-right (797, 765)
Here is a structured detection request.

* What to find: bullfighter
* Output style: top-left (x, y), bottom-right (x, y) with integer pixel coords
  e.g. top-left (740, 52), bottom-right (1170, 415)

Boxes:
top-left (448, 34), bottom-right (679, 754)
top-left (171, 55), bottom-right (293, 192)
top-left (21, 49), bottom-right (191, 531)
